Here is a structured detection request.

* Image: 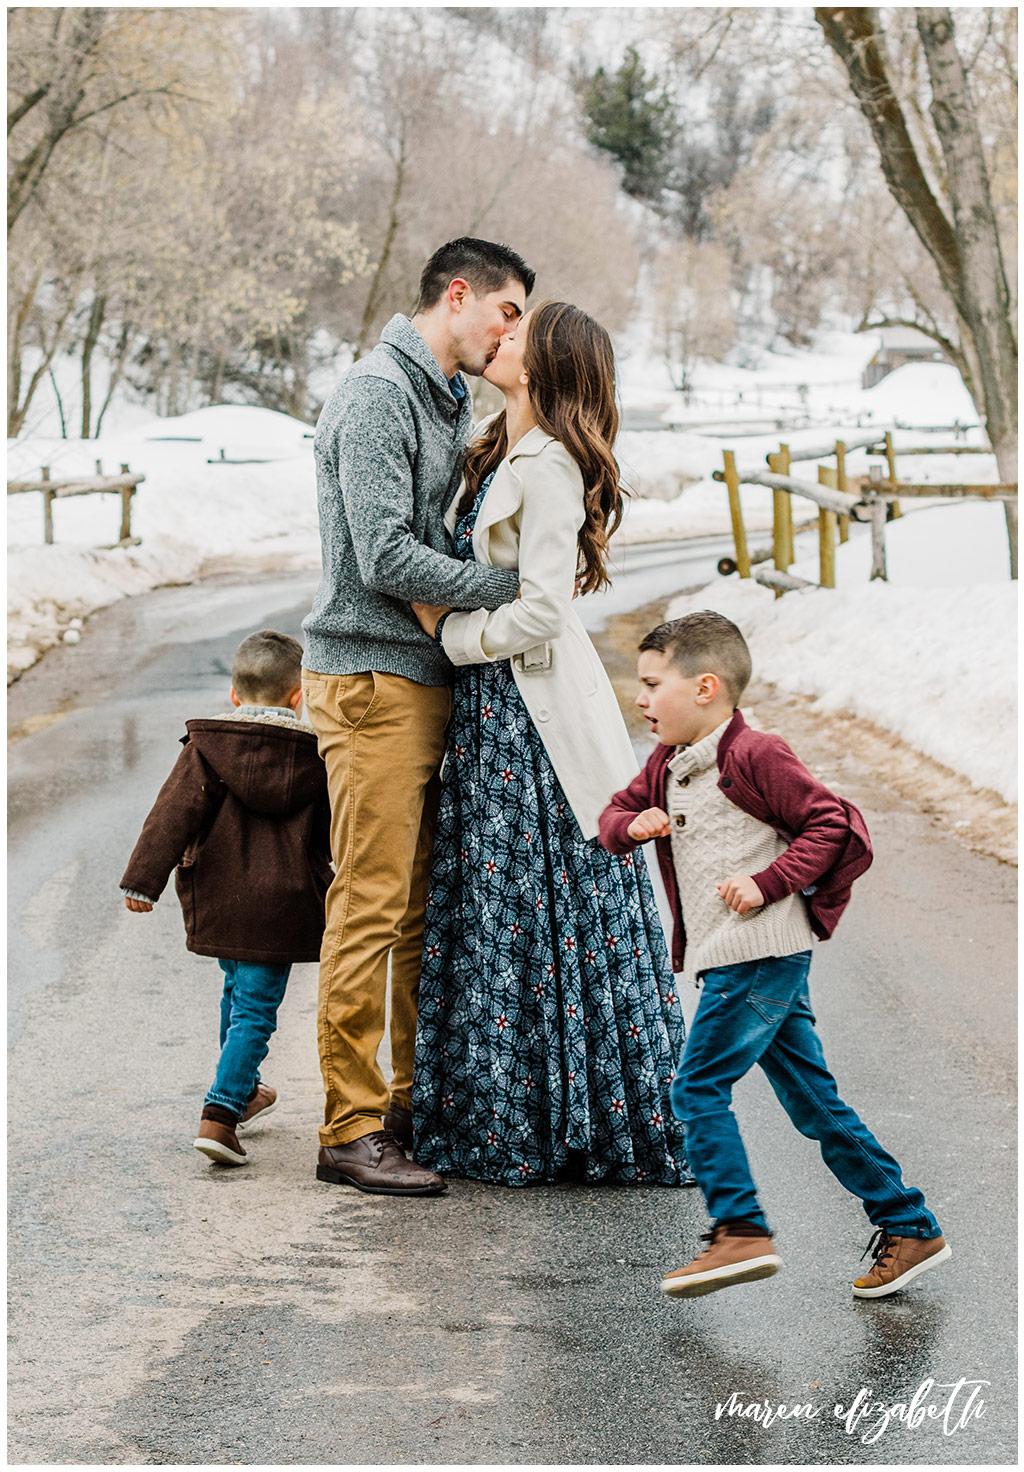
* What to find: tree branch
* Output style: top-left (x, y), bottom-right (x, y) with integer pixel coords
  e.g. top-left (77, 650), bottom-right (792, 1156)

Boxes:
top-left (7, 84), bottom-right (52, 134)
top-left (856, 313), bottom-right (960, 361)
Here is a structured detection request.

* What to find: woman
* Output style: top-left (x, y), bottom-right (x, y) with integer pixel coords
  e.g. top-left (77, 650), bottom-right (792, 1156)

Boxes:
top-left (409, 301), bottom-right (690, 1187)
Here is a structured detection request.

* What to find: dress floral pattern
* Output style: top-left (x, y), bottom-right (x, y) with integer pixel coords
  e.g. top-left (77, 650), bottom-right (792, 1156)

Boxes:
top-left (412, 474), bottom-right (691, 1187)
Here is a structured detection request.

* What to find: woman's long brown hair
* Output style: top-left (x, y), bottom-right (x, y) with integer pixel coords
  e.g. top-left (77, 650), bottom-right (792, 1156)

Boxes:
top-left (461, 301), bottom-right (624, 595)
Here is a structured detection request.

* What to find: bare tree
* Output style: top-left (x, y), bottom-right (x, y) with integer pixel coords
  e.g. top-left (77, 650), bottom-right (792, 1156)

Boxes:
top-left (7, 7), bottom-right (203, 234)
top-left (816, 6), bottom-right (1018, 574)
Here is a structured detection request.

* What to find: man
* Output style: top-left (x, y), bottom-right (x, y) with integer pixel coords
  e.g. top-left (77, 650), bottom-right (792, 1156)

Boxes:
top-left (302, 237), bottom-right (535, 1195)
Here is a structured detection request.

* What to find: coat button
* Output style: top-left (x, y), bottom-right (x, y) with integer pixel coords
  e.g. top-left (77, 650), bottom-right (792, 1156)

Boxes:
top-left (674, 814), bottom-right (686, 828)
top-left (721, 777), bottom-right (732, 788)
top-left (677, 776), bottom-right (689, 787)
top-left (537, 708), bottom-right (550, 722)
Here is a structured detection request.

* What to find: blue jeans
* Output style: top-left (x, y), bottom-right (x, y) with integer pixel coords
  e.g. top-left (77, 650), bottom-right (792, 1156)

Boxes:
top-left (670, 952), bottom-right (940, 1238)
top-left (204, 959), bottom-right (291, 1118)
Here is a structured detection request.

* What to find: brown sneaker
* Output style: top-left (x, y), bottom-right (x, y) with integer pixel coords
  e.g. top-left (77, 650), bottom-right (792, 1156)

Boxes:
top-left (383, 1101), bottom-right (413, 1152)
top-left (239, 1082), bottom-right (277, 1128)
top-left (853, 1229), bottom-right (951, 1298)
top-left (316, 1131), bottom-right (446, 1196)
top-left (661, 1222), bottom-right (782, 1298)
top-left (194, 1119), bottom-right (248, 1166)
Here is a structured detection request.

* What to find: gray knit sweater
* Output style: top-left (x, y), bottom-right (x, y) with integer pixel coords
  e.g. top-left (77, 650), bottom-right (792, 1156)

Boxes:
top-left (302, 314), bottom-right (519, 685)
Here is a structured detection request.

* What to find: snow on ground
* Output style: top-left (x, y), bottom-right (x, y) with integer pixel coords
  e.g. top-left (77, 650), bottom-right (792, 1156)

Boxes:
top-left (666, 501), bottom-right (1017, 804)
top-left (8, 407), bottom-right (320, 678)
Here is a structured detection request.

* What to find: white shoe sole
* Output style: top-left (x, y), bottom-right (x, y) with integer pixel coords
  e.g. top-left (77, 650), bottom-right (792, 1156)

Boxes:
top-left (238, 1097), bottom-right (277, 1130)
top-left (661, 1253), bottom-right (782, 1298)
top-left (852, 1242), bottom-right (951, 1297)
top-left (193, 1137), bottom-right (248, 1166)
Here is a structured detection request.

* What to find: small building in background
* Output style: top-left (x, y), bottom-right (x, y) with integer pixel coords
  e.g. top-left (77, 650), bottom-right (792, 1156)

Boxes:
top-left (861, 326), bottom-right (951, 388)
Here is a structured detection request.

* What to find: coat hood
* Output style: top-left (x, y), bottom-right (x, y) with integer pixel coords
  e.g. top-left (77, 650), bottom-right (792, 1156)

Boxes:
top-left (378, 313), bottom-right (465, 406)
top-left (184, 718), bottom-right (326, 818)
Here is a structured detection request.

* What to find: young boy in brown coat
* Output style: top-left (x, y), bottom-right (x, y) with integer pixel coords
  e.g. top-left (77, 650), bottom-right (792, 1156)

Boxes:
top-left (121, 630), bottom-right (332, 1166)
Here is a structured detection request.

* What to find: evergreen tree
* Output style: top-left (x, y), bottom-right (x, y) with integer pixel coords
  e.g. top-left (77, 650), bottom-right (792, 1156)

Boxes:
top-left (580, 47), bottom-right (674, 203)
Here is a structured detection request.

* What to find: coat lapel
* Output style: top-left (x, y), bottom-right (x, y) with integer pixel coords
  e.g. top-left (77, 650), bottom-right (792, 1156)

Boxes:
top-left (445, 427), bottom-right (556, 552)
top-left (470, 427), bottom-right (555, 559)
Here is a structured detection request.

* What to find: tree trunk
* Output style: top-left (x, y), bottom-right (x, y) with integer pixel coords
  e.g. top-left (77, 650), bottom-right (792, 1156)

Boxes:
top-left (816, 6), bottom-right (1018, 577)
top-left (48, 368), bottom-right (68, 437)
top-left (165, 339), bottom-right (181, 417)
top-left (80, 291), bottom-right (106, 438)
top-left (94, 322), bottom-right (136, 436)
top-left (7, 277), bottom-right (75, 438)
top-left (814, 9), bottom-right (963, 303)
top-left (916, 8), bottom-right (1017, 576)
top-left (209, 352), bottom-right (225, 406)
top-left (7, 270), bottom-right (40, 435)
top-left (354, 138), bottom-right (407, 361)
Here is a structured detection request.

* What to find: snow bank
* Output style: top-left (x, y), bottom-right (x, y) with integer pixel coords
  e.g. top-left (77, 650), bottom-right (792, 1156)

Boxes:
top-left (666, 502), bottom-right (1017, 803)
top-left (865, 361), bottom-right (978, 428)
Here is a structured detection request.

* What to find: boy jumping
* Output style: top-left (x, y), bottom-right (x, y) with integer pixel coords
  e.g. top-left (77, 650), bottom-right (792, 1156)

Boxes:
top-left (598, 611), bottom-right (949, 1300)
top-left (121, 629), bottom-right (332, 1167)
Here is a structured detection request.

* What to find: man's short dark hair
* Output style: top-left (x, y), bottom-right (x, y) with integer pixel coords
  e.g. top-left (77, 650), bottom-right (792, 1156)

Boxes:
top-left (416, 237), bottom-right (535, 312)
top-left (639, 611), bottom-right (752, 707)
top-left (232, 629), bottom-right (304, 705)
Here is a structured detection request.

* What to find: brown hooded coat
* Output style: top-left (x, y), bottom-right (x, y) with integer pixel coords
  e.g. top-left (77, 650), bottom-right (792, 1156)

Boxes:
top-left (121, 716), bottom-right (332, 964)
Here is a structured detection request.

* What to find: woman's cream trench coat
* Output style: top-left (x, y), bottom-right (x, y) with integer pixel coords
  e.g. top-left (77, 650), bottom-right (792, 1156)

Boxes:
top-left (439, 425), bottom-right (639, 840)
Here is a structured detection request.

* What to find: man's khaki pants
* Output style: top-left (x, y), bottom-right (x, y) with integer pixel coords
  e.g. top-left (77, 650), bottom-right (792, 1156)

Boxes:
top-left (302, 669), bottom-right (450, 1147)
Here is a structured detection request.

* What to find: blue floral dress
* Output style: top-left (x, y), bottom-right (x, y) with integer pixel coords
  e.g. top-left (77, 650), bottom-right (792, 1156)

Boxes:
top-left (412, 473), bottom-right (691, 1187)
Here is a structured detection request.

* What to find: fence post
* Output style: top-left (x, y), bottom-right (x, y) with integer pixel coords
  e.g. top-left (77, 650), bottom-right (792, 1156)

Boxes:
top-left (817, 466), bottom-right (838, 589)
top-left (778, 443), bottom-right (795, 564)
top-left (883, 431), bottom-right (902, 518)
top-left (867, 466), bottom-right (888, 580)
top-left (834, 440), bottom-right (851, 543)
top-left (767, 450), bottom-right (792, 600)
top-left (722, 450), bottom-right (751, 577)
top-left (118, 463), bottom-right (133, 543)
top-left (41, 466), bottom-right (54, 545)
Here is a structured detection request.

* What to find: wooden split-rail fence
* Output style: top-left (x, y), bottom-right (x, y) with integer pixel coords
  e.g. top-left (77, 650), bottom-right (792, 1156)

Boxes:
top-left (6, 461), bottom-right (145, 548)
top-left (713, 430), bottom-right (1016, 594)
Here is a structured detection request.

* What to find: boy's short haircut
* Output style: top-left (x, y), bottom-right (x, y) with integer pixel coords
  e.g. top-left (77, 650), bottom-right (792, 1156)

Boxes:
top-left (232, 630), bottom-right (304, 705)
top-left (416, 237), bottom-right (535, 313)
top-left (640, 611), bottom-right (753, 707)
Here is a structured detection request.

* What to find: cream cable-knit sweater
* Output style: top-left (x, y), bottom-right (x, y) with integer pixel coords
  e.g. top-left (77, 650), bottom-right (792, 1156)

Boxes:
top-left (668, 719), bottom-right (814, 984)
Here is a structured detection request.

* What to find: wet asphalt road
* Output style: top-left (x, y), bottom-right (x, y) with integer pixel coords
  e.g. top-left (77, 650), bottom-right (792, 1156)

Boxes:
top-left (7, 567), bottom-right (1017, 1465)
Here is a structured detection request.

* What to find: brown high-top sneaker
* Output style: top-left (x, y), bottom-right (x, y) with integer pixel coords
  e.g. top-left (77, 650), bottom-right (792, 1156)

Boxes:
top-left (239, 1083), bottom-right (277, 1128)
top-left (194, 1116), bottom-right (247, 1166)
top-left (661, 1222), bottom-right (782, 1298)
top-left (853, 1229), bottom-right (951, 1298)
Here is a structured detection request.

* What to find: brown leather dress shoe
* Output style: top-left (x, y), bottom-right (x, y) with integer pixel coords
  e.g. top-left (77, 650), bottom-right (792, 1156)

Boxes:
top-left (316, 1131), bottom-right (446, 1195)
top-left (383, 1101), bottom-right (414, 1151)
top-left (239, 1082), bottom-right (277, 1128)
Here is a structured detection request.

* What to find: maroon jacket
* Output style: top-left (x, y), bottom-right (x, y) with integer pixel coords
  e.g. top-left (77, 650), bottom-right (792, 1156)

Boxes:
top-left (121, 715), bottom-right (332, 965)
top-left (598, 710), bottom-right (872, 974)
